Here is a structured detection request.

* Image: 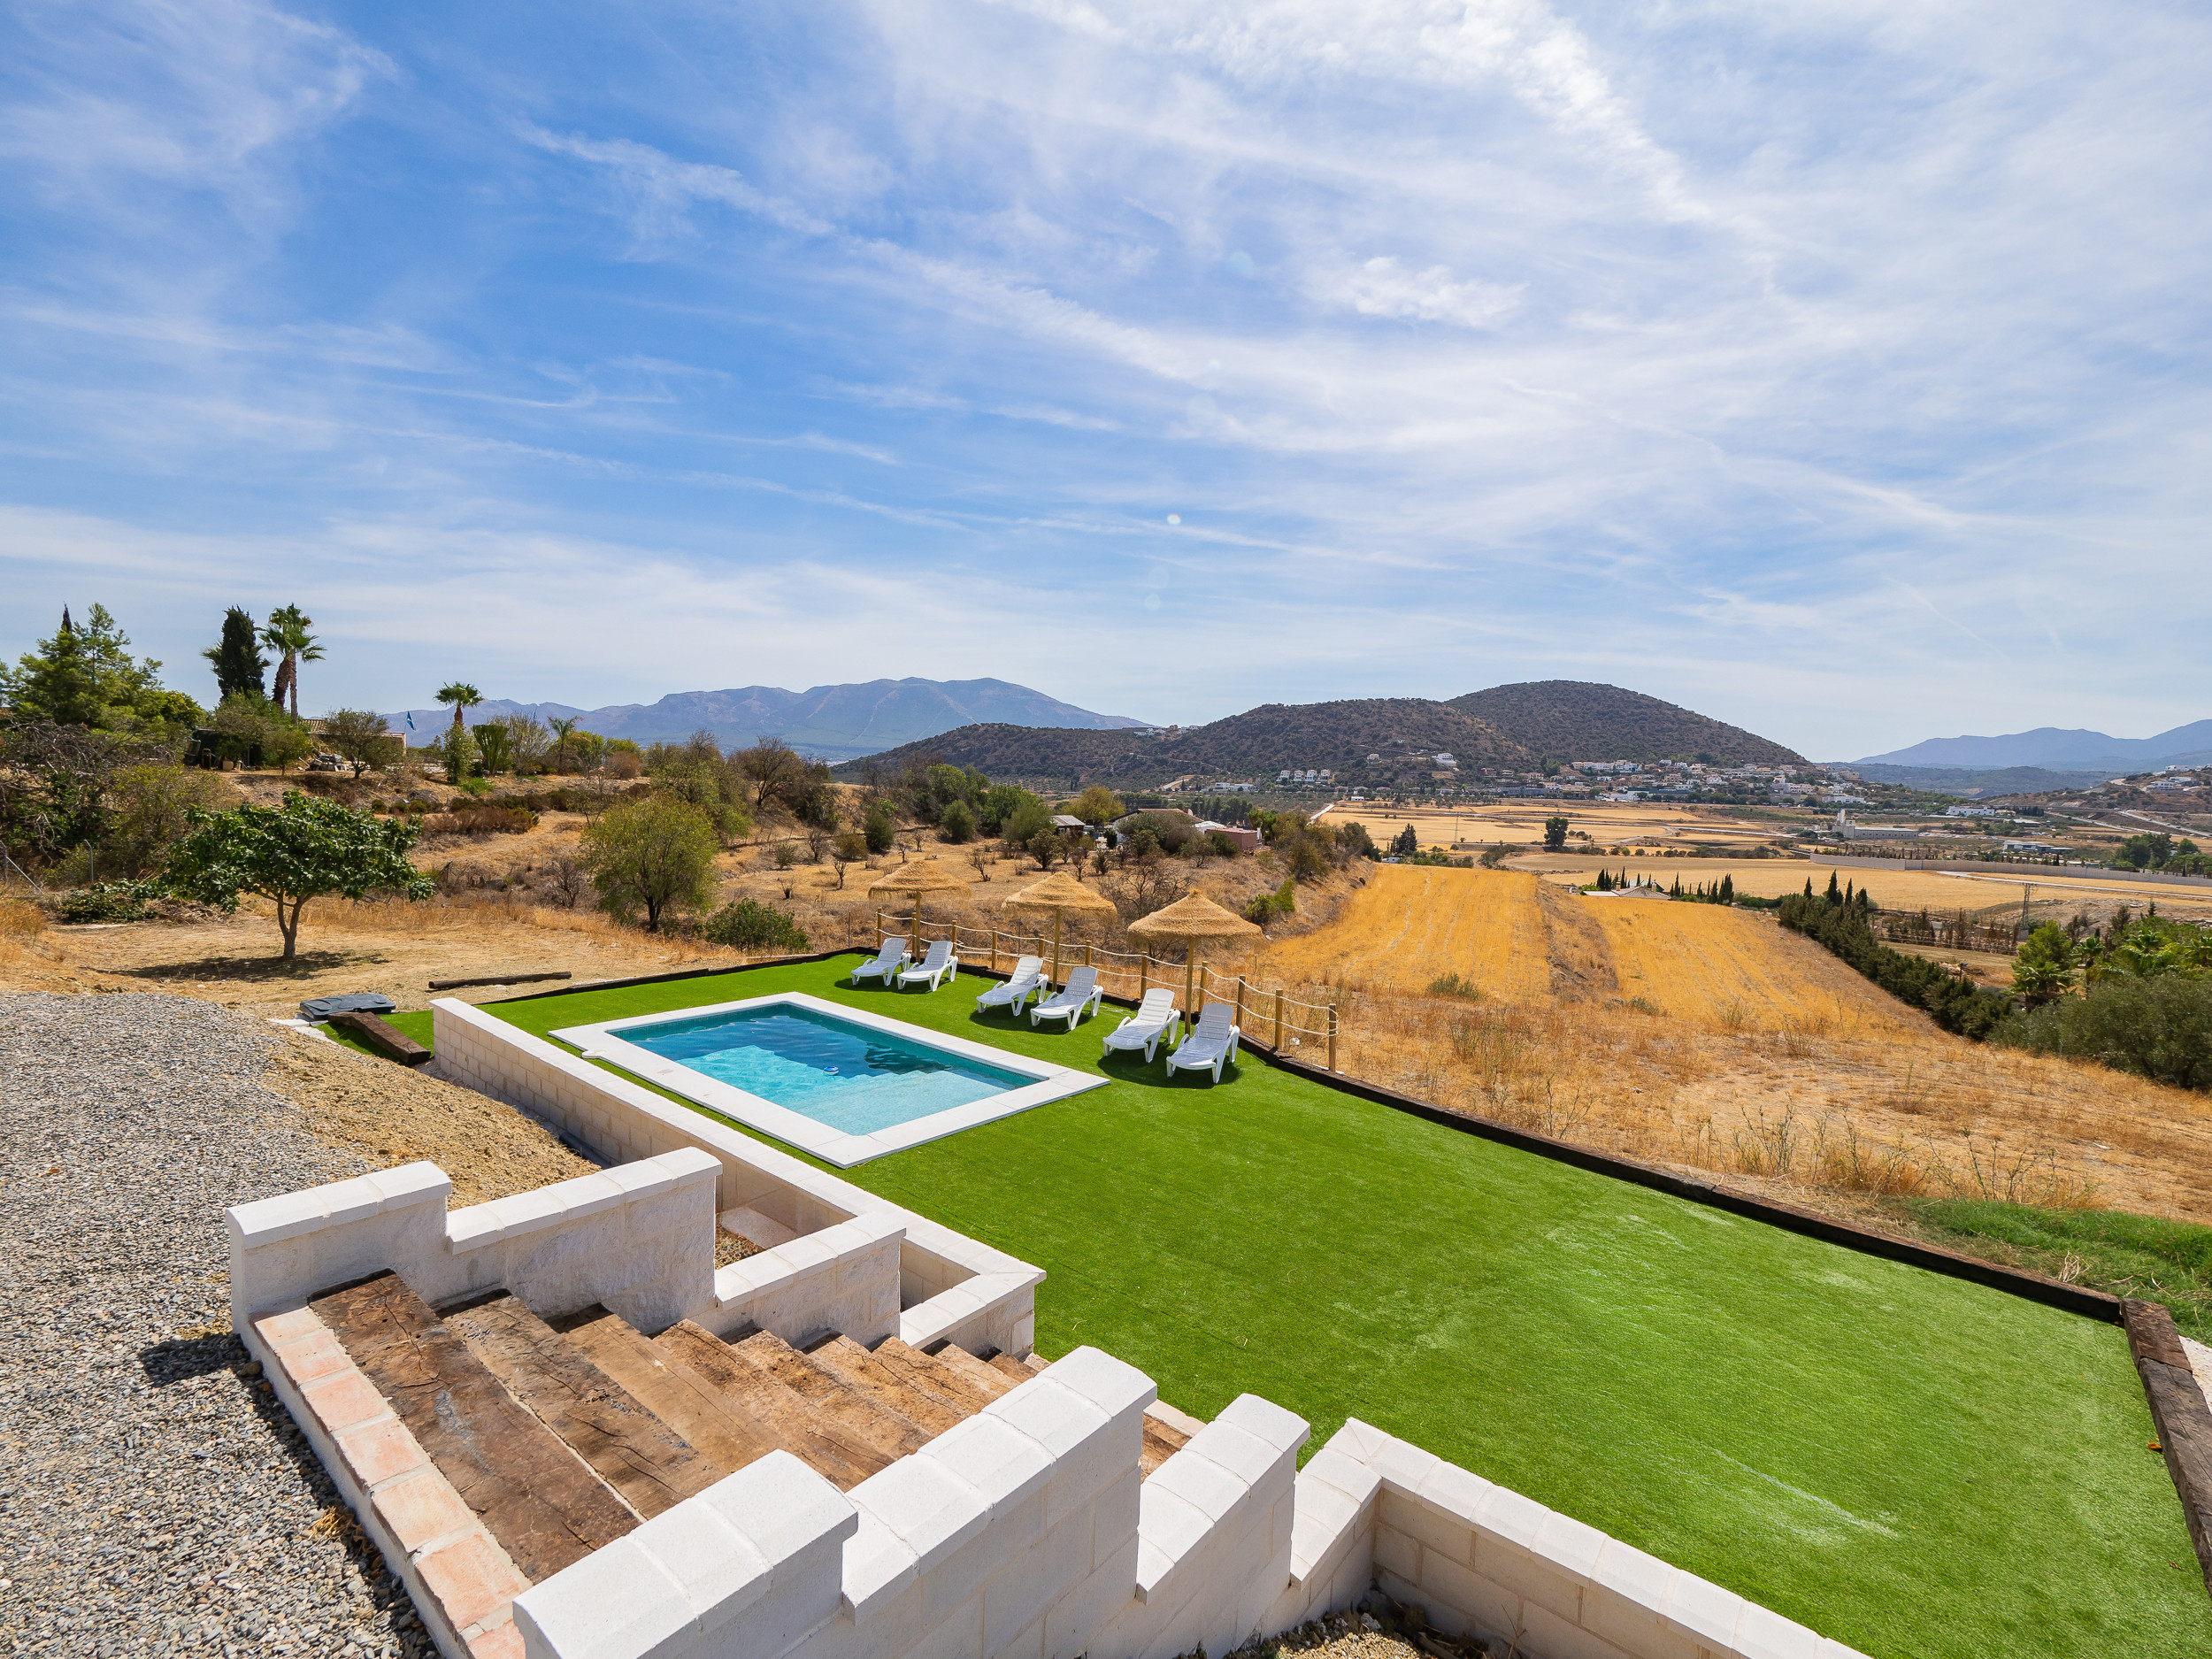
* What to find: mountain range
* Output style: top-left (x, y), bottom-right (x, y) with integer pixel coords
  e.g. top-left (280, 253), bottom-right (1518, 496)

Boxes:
top-left (830, 682), bottom-right (1802, 787)
top-left (1855, 719), bottom-right (2212, 774)
top-left (381, 678), bottom-right (1147, 761)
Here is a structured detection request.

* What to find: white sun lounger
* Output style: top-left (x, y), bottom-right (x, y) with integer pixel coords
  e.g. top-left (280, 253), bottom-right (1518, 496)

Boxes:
top-left (1102, 988), bottom-right (1181, 1063)
top-left (1164, 1002), bottom-right (1241, 1084)
top-left (976, 956), bottom-right (1045, 1015)
top-left (1028, 965), bottom-right (1103, 1031)
top-left (850, 937), bottom-right (910, 985)
top-left (897, 938), bottom-right (960, 991)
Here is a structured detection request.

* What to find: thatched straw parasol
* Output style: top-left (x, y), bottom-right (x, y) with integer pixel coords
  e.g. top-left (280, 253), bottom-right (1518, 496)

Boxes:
top-left (864, 859), bottom-right (976, 955)
top-left (1125, 891), bottom-right (1262, 1017)
top-left (1002, 869), bottom-right (1118, 987)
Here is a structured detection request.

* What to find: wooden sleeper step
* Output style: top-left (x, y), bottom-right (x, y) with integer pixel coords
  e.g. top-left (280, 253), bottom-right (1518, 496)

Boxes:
top-left (548, 1305), bottom-right (792, 1480)
top-left (653, 1321), bottom-right (889, 1490)
top-left (926, 1341), bottom-right (1023, 1402)
top-left (442, 1293), bottom-right (719, 1520)
top-left (726, 1329), bottom-right (931, 1461)
top-left (866, 1336), bottom-right (1000, 1418)
top-left (311, 1273), bottom-right (636, 1582)
top-left (803, 1335), bottom-right (968, 1438)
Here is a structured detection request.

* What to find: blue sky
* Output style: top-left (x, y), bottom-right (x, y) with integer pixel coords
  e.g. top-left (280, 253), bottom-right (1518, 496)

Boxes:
top-left (4, 1), bottom-right (2208, 758)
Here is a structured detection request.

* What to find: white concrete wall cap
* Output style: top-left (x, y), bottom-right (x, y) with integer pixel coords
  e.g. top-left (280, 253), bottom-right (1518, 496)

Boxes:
top-left (1529, 1509), bottom-right (1609, 1585)
top-left (1586, 1536), bottom-right (1678, 1620)
top-left (365, 1162), bottom-right (452, 1209)
top-left (1210, 1394), bottom-right (1308, 1457)
top-left (1366, 1435), bottom-right (1442, 1494)
top-left (1470, 1484), bottom-right (1548, 1552)
top-left (627, 1502), bottom-right (773, 1637)
top-left (653, 1146), bottom-right (724, 1183)
top-left (601, 1159), bottom-right (680, 1202)
top-left (840, 1512), bottom-right (921, 1622)
top-left (1285, 1478), bottom-right (1363, 1584)
top-left (1298, 1447), bottom-right (1382, 1510)
top-left (1131, 1537), bottom-right (1175, 1605)
top-left (849, 1456), bottom-right (991, 1575)
top-left (512, 1535), bottom-right (694, 1659)
top-left (1322, 1418), bottom-right (1391, 1464)
top-left (1731, 1600), bottom-right (1835, 1659)
top-left (768, 1234), bottom-right (839, 1279)
top-left (1409, 1460), bottom-right (1490, 1520)
top-left (1660, 1569), bottom-right (1748, 1647)
top-left (699, 1450), bottom-right (858, 1576)
top-left (923, 1415), bottom-right (1055, 1518)
top-left (831, 1211), bottom-right (908, 1251)
top-left (550, 1171), bottom-right (627, 1224)
top-left (1144, 1446), bottom-right (1248, 1527)
top-left (1031, 1348), bottom-right (1154, 1423)
top-left (982, 1377), bottom-right (1110, 1461)
top-left (444, 1208), bottom-right (507, 1252)
top-left (228, 1184), bottom-right (360, 1248)
top-left (485, 1184), bottom-right (572, 1237)
top-left (1133, 1486), bottom-right (1212, 1591)
top-left (1183, 1420), bottom-right (1294, 1492)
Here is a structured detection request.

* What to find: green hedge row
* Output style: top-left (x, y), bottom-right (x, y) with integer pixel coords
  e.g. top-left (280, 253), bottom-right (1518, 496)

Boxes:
top-left (1776, 892), bottom-right (2013, 1038)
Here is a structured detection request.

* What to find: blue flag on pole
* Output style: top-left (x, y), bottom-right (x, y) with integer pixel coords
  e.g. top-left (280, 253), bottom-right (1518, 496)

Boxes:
top-left (405, 710), bottom-right (415, 730)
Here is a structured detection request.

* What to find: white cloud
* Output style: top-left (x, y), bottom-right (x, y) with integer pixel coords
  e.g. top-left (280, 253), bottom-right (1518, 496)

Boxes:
top-left (1317, 257), bottom-right (1525, 327)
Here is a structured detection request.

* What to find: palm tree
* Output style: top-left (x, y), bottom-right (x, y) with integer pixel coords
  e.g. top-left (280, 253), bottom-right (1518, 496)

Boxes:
top-left (436, 681), bottom-right (483, 731)
top-left (261, 605), bottom-right (325, 718)
top-left (547, 715), bottom-right (578, 774)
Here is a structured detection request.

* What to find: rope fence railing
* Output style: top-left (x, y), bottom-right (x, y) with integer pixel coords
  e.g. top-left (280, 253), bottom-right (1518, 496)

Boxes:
top-left (866, 906), bottom-right (1342, 1070)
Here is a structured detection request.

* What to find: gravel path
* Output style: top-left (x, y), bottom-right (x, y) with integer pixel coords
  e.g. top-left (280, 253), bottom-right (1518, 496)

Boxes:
top-left (1, 994), bottom-right (437, 1658)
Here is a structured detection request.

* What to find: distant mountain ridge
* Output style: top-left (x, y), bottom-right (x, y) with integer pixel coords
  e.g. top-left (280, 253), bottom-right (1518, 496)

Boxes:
top-left (1449, 681), bottom-right (1804, 766)
top-left (833, 682), bottom-right (1804, 787)
top-left (1857, 719), bottom-right (2212, 772)
top-left (379, 678), bottom-right (1148, 760)
top-left (829, 700), bottom-right (1535, 787)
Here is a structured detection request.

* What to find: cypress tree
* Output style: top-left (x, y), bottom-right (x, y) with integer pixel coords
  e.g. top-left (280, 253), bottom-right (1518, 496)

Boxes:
top-left (1721, 874), bottom-right (1735, 902)
top-left (204, 607), bottom-right (267, 702)
top-left (1824, 871), bottom-right (1841, 903)
top-left (1804, 877), bottom-right (1815, 899)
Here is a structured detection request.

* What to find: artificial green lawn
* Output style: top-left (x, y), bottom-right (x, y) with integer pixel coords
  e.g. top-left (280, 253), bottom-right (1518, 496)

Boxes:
top-left (387, 962), bottom-right (2209, 1658)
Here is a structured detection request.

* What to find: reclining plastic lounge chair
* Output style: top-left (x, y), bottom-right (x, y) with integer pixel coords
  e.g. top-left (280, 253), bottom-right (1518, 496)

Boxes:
top-left (897, 939), bottom-right (960, 991)
top-left (850, 937), bottom-right (910, 986)
top-left (976, 956), bottom-right (1045, 1016)
top-left (1164, 1002), bottom-right (1241, 1084)
top-left (1028, 965), bottom-right (1103, 1031)
top-left (1102, 988), bottom-right (1181, 1063)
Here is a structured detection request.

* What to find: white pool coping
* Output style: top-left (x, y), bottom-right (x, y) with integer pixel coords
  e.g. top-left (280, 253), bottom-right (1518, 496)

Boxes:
top-left (549, 991), bottom-right (1108, 1166)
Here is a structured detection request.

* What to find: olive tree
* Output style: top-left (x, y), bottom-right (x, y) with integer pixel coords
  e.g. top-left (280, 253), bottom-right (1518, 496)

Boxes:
top-left (163, 791), bottom-right (432, 958)
top-left (322, 708), bottom-right (396, 778)
top-left (579, 795), bottom-right (718, 931)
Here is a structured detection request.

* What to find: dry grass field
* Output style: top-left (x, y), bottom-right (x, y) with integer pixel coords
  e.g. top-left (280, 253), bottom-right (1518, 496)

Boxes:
top-left (1263, 866), bottom-right (1552, 1000)
top-left (1262, 864), bottom-right (2212, 1226)
top-left (1324, 800), bottom-right (1784, 852)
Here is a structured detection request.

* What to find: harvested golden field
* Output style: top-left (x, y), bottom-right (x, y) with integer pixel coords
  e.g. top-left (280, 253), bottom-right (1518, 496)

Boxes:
top-left (1323, 800), bottom-right (1782, 852)
top-left (1586, 897), bottom-right (1912, 1033)
top-left (1262, 866), bottom-right (1550, 1001)
top-left (1270, 861), bottom-right (2212, 1225)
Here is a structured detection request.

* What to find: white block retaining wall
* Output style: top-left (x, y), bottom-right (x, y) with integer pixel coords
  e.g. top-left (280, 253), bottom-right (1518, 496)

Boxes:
top-left (431, 999), bottom-right (1041, 1358)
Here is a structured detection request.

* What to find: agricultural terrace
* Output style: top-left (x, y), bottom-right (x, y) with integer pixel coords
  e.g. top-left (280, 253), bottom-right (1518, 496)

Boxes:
top-left (376, 956), bottom-right (2209, 1659)
top-left (1258, 864), bottom-right (2212, 1231)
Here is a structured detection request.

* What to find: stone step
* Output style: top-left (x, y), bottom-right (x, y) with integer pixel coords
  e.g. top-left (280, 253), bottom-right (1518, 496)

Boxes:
top-left (803, 1334), bottom-right (969, 1438)
top-left (311, 1273), bottom-right (635, 1583)
top-left (728, 1330), bottom-right (932, 1463)
top-left (866, 1336), bottom-right (1002, 1418)
top-left (549, 1305), bottom-right (790, 1480)
top-left (1141, 1414), bottom-right (1193, 1478)
top-left (653, 1321), bottom-right (889, 1489)
top-left (926, 1340), bottom-right (1023, 1403)
top-left (442, 1292), bottom-right (718, 1521)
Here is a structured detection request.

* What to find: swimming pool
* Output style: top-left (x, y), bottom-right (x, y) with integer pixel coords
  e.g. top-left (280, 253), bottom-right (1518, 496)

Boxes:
top-left (550, 992), bottom-right (1105, 1165)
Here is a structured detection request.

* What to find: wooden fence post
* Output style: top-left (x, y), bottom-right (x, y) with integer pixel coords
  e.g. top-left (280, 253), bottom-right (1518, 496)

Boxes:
top-left (1139, 956), bottom-right (1148, 997)
top-left (1235, 975), bottom-right (1248, 1033)
top-left (874, 905), bottom-right (883, 944)
top-left (1327, 1003), bottom-right (1339, 1072)
top-left (1273, 989), bottom-right (1284, 1050)
top-left (991, 929), bottom-right (1001, 972)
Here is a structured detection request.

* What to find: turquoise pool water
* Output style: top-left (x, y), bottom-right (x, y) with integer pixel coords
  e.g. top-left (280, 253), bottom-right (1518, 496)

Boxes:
top-left (622, 1004), bottom-right (1032, 1134)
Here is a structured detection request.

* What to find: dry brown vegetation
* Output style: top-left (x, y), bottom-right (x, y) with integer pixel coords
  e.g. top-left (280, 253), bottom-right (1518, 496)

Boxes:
top-left (1269, 866), bottom-right (2212, 1225)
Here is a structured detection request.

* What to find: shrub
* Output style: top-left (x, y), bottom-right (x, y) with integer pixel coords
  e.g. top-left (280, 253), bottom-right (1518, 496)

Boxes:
top-left (773, 840), bottom-right (798, 869)
top-left (1426, 971), bottom-right (1483, 1002)
top-left (939, 800), bottom-right (977, 843)
top-left (1245, 877), bottom-right (1296, 925)
top-left (1993, 977), bottom-right (2212, 1091)
top-left (863, 799), bottom-right (896, 854)
top-left (700, 897), bottom-right (810, 953)
top-left (59, 880), bottom-right (159, 923)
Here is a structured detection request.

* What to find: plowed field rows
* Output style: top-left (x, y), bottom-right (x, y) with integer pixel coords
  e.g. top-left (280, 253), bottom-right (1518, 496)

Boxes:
top-left (1264, 866), bottom-right (1552, 1001)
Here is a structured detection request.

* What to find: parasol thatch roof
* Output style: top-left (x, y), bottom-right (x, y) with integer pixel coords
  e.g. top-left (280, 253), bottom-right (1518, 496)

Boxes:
top-left (1000, 870), bottom-right (1118, 917)
top-left (864, 858), bottom-right (977, 897)
top-left (1125, 890), bottom-right (1261, 944)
